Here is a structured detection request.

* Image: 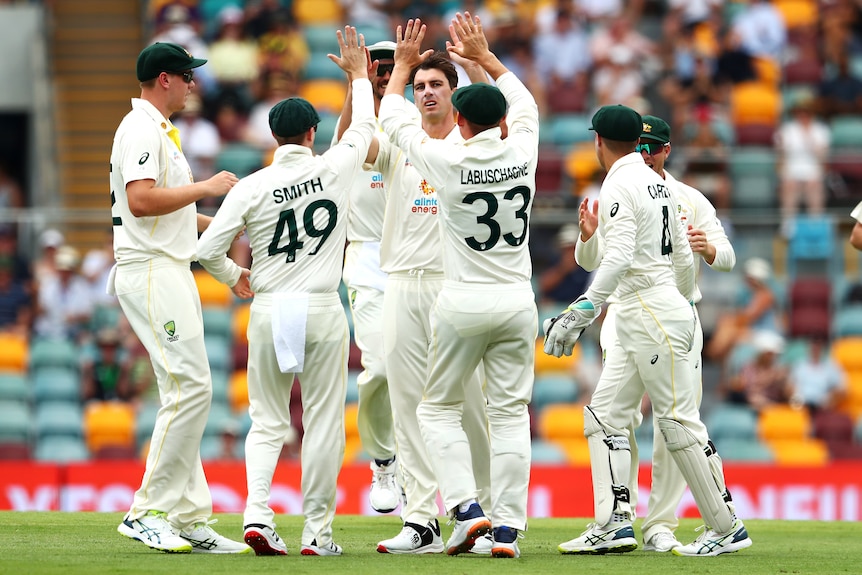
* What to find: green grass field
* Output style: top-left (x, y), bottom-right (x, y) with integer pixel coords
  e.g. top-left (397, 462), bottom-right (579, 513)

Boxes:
top-left (0, 512), bottom-right (857, 575)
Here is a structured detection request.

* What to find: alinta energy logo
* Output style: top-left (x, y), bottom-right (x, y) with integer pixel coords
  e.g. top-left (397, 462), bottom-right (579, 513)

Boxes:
top-left (413, 179), bottom-right (437, 215)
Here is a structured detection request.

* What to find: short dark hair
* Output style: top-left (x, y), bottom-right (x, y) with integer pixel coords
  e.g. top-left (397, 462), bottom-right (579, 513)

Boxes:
top-left (603, 138), bottom-right (637, 154)
top-left (410, 51), bottom-right (458, 89)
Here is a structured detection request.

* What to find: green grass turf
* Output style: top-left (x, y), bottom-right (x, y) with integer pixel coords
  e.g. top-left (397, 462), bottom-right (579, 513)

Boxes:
top-left (0, 512), bottom-right (857, 575)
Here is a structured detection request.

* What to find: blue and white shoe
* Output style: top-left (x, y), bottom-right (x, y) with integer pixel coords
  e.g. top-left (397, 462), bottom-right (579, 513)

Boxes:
top-left (180, 520), bottom-right (251, 554)
top-left (673, 519), bottom-right (752, 557)
top-left (558, 522), bottom-right (638, 554)
top-left (117, 510), bottom-right (192, 553)
top-left (446, 503), bottom-right (492, 555)
top-left (491, 526), bottom-right (521, 558)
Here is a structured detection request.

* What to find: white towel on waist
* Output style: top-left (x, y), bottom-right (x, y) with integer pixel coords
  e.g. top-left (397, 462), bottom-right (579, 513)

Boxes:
top-left (271, 293), bottom-right (309, 373)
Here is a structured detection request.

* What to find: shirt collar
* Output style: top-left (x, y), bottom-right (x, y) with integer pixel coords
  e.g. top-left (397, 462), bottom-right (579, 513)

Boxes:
top-left (606, 151), bottom-right (646, 178)
top-left (272, 144), bottom-right (314, 164)
top-left (131, 98), bottom-right (175, 135)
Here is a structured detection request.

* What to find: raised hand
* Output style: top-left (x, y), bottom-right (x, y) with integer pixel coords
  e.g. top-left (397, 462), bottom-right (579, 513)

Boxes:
top-left (579, 197), bottom-right (598, 241)
top-left (447, 11), bottom-right (490, 62)
top-left (394, 18), bottom-right (434, 71)
top-left (328, 26), bottom-right (369, 79)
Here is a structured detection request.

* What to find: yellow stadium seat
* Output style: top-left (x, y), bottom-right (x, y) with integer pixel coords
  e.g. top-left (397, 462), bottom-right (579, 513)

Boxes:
top-left (837, 373), bottom-right (862, 419)
top-left (564, 141), bottom-right (602, 187)
top-left (752, 57), bottom-right (781, 86)
top-left (228, 370), bottom-right (249, 413)
top-left (537, 403), bottom-right (585, 441)
top-left (767, 438), bottom-right (829, 466)
top-left (344, 402), bottom-right (359, 439)
top-left (831, 337), bottom-right (862, 371)
top-left (84, 401), bottom-right (136, 454)
top-left (293, 0), bottom-right (342, 25)
top-left (773, 0), bottom-right (819, 29)
top-left (232, 303), bottom-right (251, 346)
top-left (730, 82), bottom-right (782, 126)
top-left (534, 339), bottom-right (580, 375)
top-left (758, 404), bottom-right (811, 441)
top-left (553, 437), bottom-right (591, 466)
top-left (0, 333), bottom-right (28, 373)
top-left (299, 79), bottom-right (348, 115)
top-left (194, 270), bottom-right (232, 308)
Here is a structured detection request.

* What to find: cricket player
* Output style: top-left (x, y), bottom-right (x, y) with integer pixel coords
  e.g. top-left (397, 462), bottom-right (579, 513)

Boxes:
top-left (348, 32), bottom-right (493, 555)
top-left (112, 41), bottom-right (250, 554)
top-left (544, 104), bottom-right (752, 557)
top-left (334, 40), bottom-right (406, 515)
top-left (850, 201), bottom-right (862, 251)
top-left (380, 14), bottom-right (539, 559)
top-left (576, 114), bottom-right (737, 553)
top-left (196, 27), bottom-right (376, 557)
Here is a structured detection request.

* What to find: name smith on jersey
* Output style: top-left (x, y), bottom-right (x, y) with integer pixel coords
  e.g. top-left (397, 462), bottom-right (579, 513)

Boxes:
top-left (460, 163), bottom-right (529, 185)
top-left (272, 177), bottom-right (324, 203)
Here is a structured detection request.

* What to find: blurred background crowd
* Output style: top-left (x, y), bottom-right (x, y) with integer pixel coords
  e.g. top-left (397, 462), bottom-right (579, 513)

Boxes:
top-left (1, 0), bottom-right (862, 470)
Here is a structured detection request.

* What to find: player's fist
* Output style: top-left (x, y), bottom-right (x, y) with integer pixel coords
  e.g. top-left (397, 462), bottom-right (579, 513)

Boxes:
top-left (205, 170), bottom-right (239, 197)
top-left (543, 297), bottom-right (600, 357)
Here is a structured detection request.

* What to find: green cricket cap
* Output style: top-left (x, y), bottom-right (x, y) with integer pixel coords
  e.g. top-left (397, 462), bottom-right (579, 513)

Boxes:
top-left (640, 114), bottom-right (671, 143)
top-left (589, 104), bottom-right (642, 141)
top-left (136, 42), bottom-right (207, 82)
top-left (269, 97), bottom-right (321, 138)
top-left (452, 83), bottom-right (507, 126)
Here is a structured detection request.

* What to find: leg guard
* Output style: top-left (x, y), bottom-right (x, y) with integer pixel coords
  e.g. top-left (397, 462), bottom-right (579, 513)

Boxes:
top-left (658, 418), bottom-right (733, 534)
top-left (584, 406), bottom-right (632, 527)
top-left (705, 440), bottom-right (736, 516)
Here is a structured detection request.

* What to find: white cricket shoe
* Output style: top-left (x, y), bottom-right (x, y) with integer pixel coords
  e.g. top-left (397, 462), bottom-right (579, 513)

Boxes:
top-left (243, 523), bottom-right (287, 555)
top-left (369, 458), bottom-right (400, 513)
top-left (377, 520), bottom-right (443, 554)
top-left (469, 533), bottom-right (493, 555)
top-left (180, 520), bottom-right (251, 554)
top-left (643, 531), bottom-right (681, 552)
top-left (446, 503), bottom-right (492, 556)
top-left (558, 522), bottom-right (638, 554)
top-left (490, 526), bottom-right (521, 559)
top-left (117, 510), bottom-right (192, 553)
top-left (301, 539), bottom-right (343, 556)
top-left (673, 518), bottom-right (752, 557)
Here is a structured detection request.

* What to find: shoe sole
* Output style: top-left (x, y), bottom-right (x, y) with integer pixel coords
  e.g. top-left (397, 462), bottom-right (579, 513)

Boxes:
top-left (371, 505), bottom-right (398, 514)
top-left (244, 531), bottom-right (287, 556)
top-left (117, 522), bottom-right (192, 553)
top-left (672, 537), bottom-right (753, 557)
top-left (300, 547), bottom-right (342, 556)
top-left (446, 520), bottom-right (492, 556)
top-left (558, 538), bottom-right (638, 555)
top-left (377, 543), bottom-right (444, 554)
top-left (491, 546), bottom-right (519, 558)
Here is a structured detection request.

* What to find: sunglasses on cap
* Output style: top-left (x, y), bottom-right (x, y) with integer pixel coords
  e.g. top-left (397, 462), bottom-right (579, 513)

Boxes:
top-left (376, 64), bottom-right (394, 77)
top-left (635, 141), bottom-right (668, 155)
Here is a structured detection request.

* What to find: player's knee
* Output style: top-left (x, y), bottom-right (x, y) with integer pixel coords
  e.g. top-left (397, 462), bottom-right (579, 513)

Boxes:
top-left (657, 418), bottom-right (699, 452)
top-left (584, 405), bottom-right (629, 449)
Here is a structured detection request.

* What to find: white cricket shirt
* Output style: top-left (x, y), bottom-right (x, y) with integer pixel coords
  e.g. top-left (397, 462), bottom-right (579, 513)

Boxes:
top-left (378, 72), bottom-right (539, 283)
top-left (110, 98), bottom-right (197, 264)
top-left (197, 79), bottom-right (376, 293)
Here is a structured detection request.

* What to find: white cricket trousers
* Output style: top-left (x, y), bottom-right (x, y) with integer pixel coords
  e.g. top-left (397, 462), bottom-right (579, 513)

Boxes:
top-left (588, 286), bottom-right (701, 518)
top-left (382, 271), bottom-right (491, 526)
top-left (115, 259), bottom-right (212, 529)
top-left (342, 243), bottom-right (394, 461)
top-left (243, 292), bottom-right (348, 548)
top-left (417, 280), bottom-right (537, 530)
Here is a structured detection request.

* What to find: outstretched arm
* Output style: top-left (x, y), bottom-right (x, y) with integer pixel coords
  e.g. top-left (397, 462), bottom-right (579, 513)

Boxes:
top-left (384, 18), bottom-right (434, 99)
top-left (447, 12), bottom-right (507, 80)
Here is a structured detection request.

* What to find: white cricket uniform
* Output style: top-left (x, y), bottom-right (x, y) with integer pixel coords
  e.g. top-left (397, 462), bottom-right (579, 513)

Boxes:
top-left (578, 169), bottom-right (735, 540)
top-left (197, 78), bottom-right (376, 548)
top-left (110, 97), bottom-right (213, 529)
top-left (379, 71), bottom-right (539, 530)
top-left (371, 123), bottom-right (491, 526)
top-left (337, 119), bottom-right (393, 462)
top-left (573, 152), bottom-right (699, 524)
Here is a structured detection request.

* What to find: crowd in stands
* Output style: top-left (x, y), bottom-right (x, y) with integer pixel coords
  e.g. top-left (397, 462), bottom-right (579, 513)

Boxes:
top-left (3, 0), bottom-right (862, 466)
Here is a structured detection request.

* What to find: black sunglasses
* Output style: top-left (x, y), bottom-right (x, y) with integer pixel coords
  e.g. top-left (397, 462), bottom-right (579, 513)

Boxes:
top-left (170, 70), bottom-right (195, 83)
top-left (635, 141), bottom-right (667, 155)
top-left (376, 64), bottom-right (394, 77)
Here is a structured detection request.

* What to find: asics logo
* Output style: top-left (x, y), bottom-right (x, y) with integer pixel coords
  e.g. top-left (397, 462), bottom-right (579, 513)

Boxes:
top-left (650, 355), bottom-right (659, 364)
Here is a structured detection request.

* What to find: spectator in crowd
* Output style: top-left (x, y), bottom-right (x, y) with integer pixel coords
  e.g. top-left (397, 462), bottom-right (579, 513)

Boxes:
top-left (81, 230), bottom-right (119, 309)
top-left (850, 200), bottom-right (862, 252)
top-left (207, 6), bottom-right (260, 106)
top-left (0, 228), bottom-right (32, 288)
top-left (533, 5), bottom-right (592, 105)
top-left (81, 327), bottom-right (134, 403)
top-left (33, 228), bottom-right (64, 286)
top-left (722, 330), bottom-right (793, 412)
top-left (33, 245), bottom-right (94, 342)
top-left (172, 92), bottom-right (222, 183)
top-left (0, 253), bottom-right (31, 338)
top-left (338, 0), bottom-right (390, 29)
top-left (790, 337), bottom-right (847, 415)
top-left (150, 3), bottom-right (215, 96)
top-left (590, 15), bottom-right (655, 75)
top-left (245, 0), bottom-right (291, 39)
top-left (815, 54), bottom-right (862, 120)
top-left (255, 8), bottom-right (309, 79)
top-left (243, 71), bottom-right (299, 151)
top-left (592, 44), bottom-right (645, 109)
top-left (707, 257), bottom-right (782, 362)
top-left (0, 162), bottom-right (23, 235)
top-left (774, 96), bottom-right (831, 234)
top-left (713, 27), bottom-right (758, 87)
top-left (731, 0), bottom-right (786, 63)
top-left (679, 104), bottom-right (732, 212)
top-left (538, 223), bottom-right (593, 306)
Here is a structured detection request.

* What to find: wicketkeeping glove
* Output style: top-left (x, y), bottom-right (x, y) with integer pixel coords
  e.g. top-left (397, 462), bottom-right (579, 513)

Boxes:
top-left (542, 297), bottom-right (601, 357)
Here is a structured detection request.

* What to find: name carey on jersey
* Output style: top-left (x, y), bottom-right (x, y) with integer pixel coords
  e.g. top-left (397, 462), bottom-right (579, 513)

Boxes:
top-left (460, 163), bottom-right (529, 185)
top-left (272, 177), bottom-right (324, 203)
top-left (647, 182), bottom-right (671, 199)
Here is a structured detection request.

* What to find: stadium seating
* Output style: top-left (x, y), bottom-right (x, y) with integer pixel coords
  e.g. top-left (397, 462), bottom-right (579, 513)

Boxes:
top-left (194, 270), bottom-right (232, 308)
top-left (83, 401), bottom-right (136, 455)
top-left (135, 401), bottom-right (160, 449)
top-left (299, 79), bottom-right (348, 115)
top-left (0, 400), bottom-right (31, 443)
top-left (706, 403), bottom-right (759, 442)
top-left (202, 307), bottom-right (233, 340)
top-left (549, 114), bottom-right (594, 147)
top-left (530, 439), bottom-right (568, 463)
top-left (0, 333), bottom-right (28, 373)
top-left (730, 82), bottom-right (782, 126)
top-left (302, 23), bottom-right (341, 54)
top-left (314, 113), bottom-right (339, 153)
top-left (773, 0), bottom-right (819, 29)
top-left (292, 0), bottom-right (341, 25)
top-left (34, 435), bottom-right (89, 463)
top-left (537, 403), bottom-right (584, 441)
top-left (228, 369), bottom-right (249, 413)
top-left (214, 143), bottom-right (263, 179)
top-left (758, 404), bottom-right (811, 441)
top-left (29, 338), bottom-right (78, 371)
top-left (831, 336), bottom-right (862, 371)
top-left (345, 369), bottom-right (359, 405)
top-left (34, 401), bottom-right (84, 440)
top-left (0, 372), bottom-right (29, 402)
top-left (532, 374), bottom-right (578, 414)
top-left (833, 306), bottom-right (862, 339)
top-left (829, 115), bottom-right (862, 149)
top-left (715, 438), bottom-right (775, 462)
top-left (768, 438), bottom-right (830, 465)
top-left (32, 367), bottom-right (81, 403)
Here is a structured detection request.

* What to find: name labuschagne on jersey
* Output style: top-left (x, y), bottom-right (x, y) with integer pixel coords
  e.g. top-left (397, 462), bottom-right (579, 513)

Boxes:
top-left (460, 162), bottom-right (530, 185)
